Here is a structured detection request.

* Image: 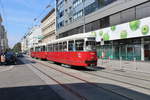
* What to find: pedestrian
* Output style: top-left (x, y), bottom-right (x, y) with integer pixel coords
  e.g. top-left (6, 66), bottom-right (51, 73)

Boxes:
top-left (1, 53), bottom-right (6, 65)
top-left (0, 53), bottom-right (1, 65)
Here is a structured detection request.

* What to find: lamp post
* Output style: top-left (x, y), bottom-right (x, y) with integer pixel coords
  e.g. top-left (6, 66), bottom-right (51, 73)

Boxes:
top-left (83, 0), bottom-right (86, 33)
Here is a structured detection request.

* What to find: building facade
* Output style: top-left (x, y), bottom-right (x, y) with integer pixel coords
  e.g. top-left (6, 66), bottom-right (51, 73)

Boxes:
top-left (21, 25), bottom-right (42, 53)
top-left (56, 0), bottom-right (150, 61)
top-left (41, 8), bottom-right (56, 44)
top-left (0, 15), bottom-right (8, 53)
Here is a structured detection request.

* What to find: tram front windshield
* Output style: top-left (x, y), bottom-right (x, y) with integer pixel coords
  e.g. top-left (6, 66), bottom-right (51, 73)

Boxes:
top-left (86, 41), bottom-right (96, 51)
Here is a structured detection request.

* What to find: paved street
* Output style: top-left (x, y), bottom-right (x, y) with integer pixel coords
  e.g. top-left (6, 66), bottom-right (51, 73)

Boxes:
top-left (0, 56), bottom-right (150, 100)
top-left (0, 59), bottom-right (63, 100)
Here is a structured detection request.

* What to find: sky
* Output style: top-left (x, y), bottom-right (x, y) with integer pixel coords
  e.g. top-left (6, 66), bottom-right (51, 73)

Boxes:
top-left (0, 0), bottom-right (55, 48)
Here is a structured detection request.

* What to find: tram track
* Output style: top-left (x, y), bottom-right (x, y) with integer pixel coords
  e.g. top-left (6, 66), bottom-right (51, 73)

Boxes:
top-left (83, 71), bottom-right (150, 91)
top-left (30, 59), bottom-right (134, 100)
top-left (98, 70), bottom-right (150, 82)
top-left (29, 63), bottom-right (88, 100)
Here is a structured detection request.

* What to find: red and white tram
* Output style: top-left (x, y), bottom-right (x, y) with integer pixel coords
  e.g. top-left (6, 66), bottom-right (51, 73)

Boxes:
top-left (30, 33), bottom-right (97, 67)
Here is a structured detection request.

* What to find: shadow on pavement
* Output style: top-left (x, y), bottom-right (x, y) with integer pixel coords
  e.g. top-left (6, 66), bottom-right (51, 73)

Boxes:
top-left (0, 83), bottom-right (149, 100)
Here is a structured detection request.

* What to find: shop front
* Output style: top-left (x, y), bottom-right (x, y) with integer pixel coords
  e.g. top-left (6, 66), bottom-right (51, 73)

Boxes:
top-left (88, 16), bottom-right (150, 61)
top-left (97, 38), bottom-right (142, 61)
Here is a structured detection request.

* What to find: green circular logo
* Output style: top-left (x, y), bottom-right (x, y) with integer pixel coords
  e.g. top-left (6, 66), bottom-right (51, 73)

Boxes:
top-left (141, 25), bottom-right (149, 35)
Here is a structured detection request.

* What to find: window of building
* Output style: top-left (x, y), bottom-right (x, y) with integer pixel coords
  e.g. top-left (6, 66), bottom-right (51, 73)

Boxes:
top-left (73, 10), bottom-right (83, 20)
top-left (59, 21), bottom-right (64, 28)
top-left (59, 11), bottom-right (64, 18)
top-left (121, 7), bottom-right (136, 23)
top-left (85, 20), bottom-right (100, 32)
top-left (69, 17), bottom-right (72, 22)
top-left (65, 9), bottom-right (68, 13)
top-left (110, 13), bottom-right (121, 26)
top-left (100, 16), bottom-right (110, 28)
top-left (73, 0), bottom-right (83, 8)
top-left (85, 2), bottom-right (97, 15)
top-left (136, 2), bottom-right (150, 19)
top-left (65, 20), bottom-right (68, 24)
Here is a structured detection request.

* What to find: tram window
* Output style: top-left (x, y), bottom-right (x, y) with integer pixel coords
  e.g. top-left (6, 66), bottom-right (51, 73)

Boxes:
top-left (75, 40), bottom-right (84, 51)
top-left (53, 44), bottom-right (56, 51)
top-left (39, 46), bottom-right (42, 52)
top-left (56, 43), bottom-right (58, 51)
top-left (30, 48), bottom-right (33, 52)
top-left (51, 45), bottom-right (53, 52)
top-left (48, 44), bottom-right (52, 52)
top-left (63, 42), bottom-right (67, 51)
top-left (86, 41), bottom-right (96, 51)
top-left (59, 43), bottom-right (63, 51)
top-left (44, 46), bottom-right (46, 51)
top-left (38, 47), bottom-right (40, 52)
top-left (35, 47), bottom-right (39, 52)
top-left (68, 40), bottom-right (75, 51)
top-left (50, 44), bottom-right (53, 52)
top-left (42, 46), bottom-right (46, 51)
top-left (47, 45), bottom-right (50, 51)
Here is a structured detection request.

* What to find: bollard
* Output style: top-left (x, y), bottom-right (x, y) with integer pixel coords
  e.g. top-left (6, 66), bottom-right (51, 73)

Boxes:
top-left (120, 57), bottom-right (122, 70)
top-left (134, 57), bottom-right (137, 71)
top-left (108, 56), bottom-right (111, 67)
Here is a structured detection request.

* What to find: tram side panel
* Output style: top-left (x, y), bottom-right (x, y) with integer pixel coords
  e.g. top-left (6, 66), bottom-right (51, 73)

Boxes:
top-left (37, 52), bottom-right (47, 60)
top-left (46, 51), bottom-right (97, 67)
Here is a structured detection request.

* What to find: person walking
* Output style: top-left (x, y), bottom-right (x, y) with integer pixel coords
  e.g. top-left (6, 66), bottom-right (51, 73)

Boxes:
top-left (1, 53), bottom-right (6, 65)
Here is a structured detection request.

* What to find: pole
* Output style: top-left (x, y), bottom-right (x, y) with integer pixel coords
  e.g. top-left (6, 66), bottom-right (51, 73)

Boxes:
top-left (83, 0), bottom-right (85, 33)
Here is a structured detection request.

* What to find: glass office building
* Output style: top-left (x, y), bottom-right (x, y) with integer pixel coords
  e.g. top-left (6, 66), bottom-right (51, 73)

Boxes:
top-left (56, 0), bottom-right (150, 61)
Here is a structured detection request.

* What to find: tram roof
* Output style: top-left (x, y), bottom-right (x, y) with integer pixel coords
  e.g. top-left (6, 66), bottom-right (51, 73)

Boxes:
top-left (48, 33), bottom-right (95, 44)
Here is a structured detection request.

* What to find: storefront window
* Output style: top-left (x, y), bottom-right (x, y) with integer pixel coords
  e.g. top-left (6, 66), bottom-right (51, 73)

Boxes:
top-left (134, 45), bottom-right (141, 61)
top-left (120, 45), bottom-right (126, 60)
top-left (144, 44), bottom-right (150, 61)
top-left (113, 46), bottom-right (119, 60)
top-left (97, 38), bottom-right (142, 61)
top-left (126, 45), bottom-right (134, 60)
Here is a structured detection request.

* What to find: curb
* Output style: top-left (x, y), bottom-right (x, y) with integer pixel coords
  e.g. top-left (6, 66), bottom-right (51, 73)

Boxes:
top-left (0, 66), bottom-right (14, 73)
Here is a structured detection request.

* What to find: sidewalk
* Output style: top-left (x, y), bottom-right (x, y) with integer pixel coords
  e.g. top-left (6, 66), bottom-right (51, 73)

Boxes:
top-left (97, 59), bottom-right (150, 74)
top-left (0, 65), bottom-right (13, 72)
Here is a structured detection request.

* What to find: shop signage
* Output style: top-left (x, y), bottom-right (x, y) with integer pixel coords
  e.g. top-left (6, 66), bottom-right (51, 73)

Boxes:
top-left (90, 16), bottom-right (150, 42)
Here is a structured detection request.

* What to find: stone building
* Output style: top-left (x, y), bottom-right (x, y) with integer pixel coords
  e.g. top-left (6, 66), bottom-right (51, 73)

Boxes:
top-left (41, 8), bottom-right (56, 43)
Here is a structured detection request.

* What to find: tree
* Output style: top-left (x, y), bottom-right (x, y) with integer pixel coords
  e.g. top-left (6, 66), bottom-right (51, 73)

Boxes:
top-left (12, 42), bottom-right (21, 53)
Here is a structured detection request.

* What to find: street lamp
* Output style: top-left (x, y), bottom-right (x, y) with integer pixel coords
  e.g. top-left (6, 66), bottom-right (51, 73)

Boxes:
top-left (83, 0), bottom-right (86, 33)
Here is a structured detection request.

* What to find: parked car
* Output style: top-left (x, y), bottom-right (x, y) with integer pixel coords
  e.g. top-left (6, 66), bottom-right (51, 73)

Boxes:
top-left (5, 52), bottom-right (17, 64)
top-left (16, 53), bottom-right (24, 57)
